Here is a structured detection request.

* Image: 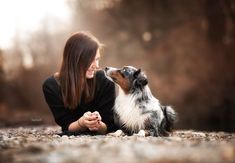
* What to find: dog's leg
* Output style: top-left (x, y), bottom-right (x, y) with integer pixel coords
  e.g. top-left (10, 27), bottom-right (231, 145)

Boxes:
top-left (148, 111), bottom-right (163, 136)
top-left (146, 129), bottom-right (157, 136)
top-left (108, 129), bottom-right (125, 137)
top-left (133, 130), bottom-right (146, 137)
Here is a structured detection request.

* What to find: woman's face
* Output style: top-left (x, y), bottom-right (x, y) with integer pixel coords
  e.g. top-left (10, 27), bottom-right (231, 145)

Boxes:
top-left (86, 49), bottom-right (100, 79)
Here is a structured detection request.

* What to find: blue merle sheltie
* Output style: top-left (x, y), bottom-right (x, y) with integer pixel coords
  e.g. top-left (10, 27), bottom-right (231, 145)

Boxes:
top-left (104, 66), bottom-right (177, 137)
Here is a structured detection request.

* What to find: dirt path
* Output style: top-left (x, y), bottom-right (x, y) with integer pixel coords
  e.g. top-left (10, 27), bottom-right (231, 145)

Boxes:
top-left (0, 126), bottom-right (235, 163)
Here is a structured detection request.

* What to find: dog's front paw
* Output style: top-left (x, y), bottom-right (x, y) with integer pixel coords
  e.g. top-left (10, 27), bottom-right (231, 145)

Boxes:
top-left (108, 130), bottom-right (125, 137)
top-left (134, 130), bottom-right (146, 137)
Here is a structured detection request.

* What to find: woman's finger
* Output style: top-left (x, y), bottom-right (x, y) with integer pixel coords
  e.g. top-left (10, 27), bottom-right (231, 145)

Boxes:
top-left (92, 111), bottom-right (102, 121)
top-left (89, 127), bottom-right (98, 131)
top-left (84, 119), bottom-right (99, 126)
top-left (83, 112), bottom-right (91, 120)
top-left (88, 122), bottom-right (100, 130)
top-left (84, 112), bottom-right (97, 121)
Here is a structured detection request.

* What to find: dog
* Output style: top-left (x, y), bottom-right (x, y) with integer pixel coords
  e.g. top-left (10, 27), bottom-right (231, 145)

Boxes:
top-left (104, 66), bottom-right (177, 137)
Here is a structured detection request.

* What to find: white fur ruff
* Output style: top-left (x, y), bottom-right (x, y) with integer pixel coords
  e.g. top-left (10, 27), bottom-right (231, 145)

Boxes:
top-left (114, 85), bottom-right (164, 132)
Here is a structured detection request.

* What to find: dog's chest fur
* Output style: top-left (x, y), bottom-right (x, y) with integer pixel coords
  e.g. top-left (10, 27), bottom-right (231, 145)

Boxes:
top-left (114, 87), bottom-right (158, 131)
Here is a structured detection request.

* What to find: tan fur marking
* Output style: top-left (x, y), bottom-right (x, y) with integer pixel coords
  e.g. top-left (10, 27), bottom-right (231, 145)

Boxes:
top-left (110, 70), bottom-right (131, 94)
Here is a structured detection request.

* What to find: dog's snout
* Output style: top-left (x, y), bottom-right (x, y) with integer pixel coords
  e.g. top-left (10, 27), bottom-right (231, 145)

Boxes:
top-left (105, 67), bottom-right (110, 71)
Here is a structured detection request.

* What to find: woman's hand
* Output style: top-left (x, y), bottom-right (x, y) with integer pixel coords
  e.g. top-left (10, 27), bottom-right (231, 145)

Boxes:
top-left (81, 111), bottom-right (101, 130)
top-left (80, 111), bottom-right (107, 134)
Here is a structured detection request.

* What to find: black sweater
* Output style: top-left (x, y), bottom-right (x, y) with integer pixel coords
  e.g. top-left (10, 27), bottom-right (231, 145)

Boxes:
top-left (42, 70), bottom-right (117, 134)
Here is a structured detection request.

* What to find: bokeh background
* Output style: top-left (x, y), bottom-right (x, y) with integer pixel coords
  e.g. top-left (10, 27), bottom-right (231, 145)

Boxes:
top-left (0, 0), bottom-right (234, 132)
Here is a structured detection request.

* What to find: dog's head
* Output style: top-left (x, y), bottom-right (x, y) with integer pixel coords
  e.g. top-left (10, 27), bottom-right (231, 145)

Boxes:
top-left (104, 66), bottom-right (148, 94)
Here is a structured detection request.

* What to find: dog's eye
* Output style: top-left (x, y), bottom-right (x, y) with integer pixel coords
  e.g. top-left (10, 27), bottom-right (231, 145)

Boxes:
top-left (119, 69), bottom-right (128, 77)
top-left (121, 68), bottom-right (130, 76)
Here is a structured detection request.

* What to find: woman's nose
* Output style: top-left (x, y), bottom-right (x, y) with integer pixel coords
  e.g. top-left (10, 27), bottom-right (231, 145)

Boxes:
top-left (92, 61), bottom-right (99, 69)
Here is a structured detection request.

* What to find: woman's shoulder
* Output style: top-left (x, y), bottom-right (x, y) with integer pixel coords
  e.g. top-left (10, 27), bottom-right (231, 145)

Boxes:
top-left (95, 70), bottom-right (114, 88)
top-left (95, 70), bottom-right (106, 81)
top-left (96, 69), bottom-right (105, 76)
top-left (42, 74), bottom-right (60, 92)
top-left (43, 75), bottom-right (56, 86)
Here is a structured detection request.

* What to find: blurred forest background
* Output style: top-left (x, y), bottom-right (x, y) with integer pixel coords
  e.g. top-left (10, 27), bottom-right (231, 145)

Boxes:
top-left (0, 0), bottom-right (234, 132)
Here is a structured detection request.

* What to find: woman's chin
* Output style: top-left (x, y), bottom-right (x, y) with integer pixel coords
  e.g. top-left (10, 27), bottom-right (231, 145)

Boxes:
top-left (86, 72), bottom-right (95, 79)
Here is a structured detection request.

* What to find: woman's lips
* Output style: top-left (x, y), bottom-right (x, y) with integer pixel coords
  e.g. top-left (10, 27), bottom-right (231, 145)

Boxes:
top-left (87, 69), bottom-right (95, 74)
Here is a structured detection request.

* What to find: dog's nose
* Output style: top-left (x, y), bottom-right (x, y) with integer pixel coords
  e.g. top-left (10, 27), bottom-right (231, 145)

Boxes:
top-left (105, 67), bottom-right (110, 71)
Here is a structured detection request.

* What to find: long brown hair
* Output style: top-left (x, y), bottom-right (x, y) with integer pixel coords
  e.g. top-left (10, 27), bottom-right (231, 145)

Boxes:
top-left (59, 31), bottom-right (102, 109)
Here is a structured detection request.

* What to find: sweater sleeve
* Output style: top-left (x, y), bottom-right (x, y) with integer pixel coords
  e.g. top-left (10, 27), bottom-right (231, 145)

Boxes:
top-left (42, 77), bottom-right (80, 131)
top-left (95, 71), bottom-right (118, 132)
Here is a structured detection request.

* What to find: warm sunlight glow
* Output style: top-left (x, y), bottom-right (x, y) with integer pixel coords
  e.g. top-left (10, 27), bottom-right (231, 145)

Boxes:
top-left (0, 0), bottom-right (71, 49)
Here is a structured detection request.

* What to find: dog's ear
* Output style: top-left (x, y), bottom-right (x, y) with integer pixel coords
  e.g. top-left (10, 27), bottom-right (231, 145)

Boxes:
top-left (134, 72), bottom-right (148, 88)
top-left (134, 69), bottom-right (141, 78)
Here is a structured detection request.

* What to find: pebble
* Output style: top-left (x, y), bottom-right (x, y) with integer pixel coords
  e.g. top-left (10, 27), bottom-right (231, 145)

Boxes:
top-left (52, 134), bottom-right (60, 138)
top-left (0, 126), bottom-right (234, 163)
top-left (61, 135), bottom-right (69, 140)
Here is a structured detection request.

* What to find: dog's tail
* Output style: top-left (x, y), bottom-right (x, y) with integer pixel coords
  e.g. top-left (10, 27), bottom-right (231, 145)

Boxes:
top-left (160, 106), bottom-right (177, 135)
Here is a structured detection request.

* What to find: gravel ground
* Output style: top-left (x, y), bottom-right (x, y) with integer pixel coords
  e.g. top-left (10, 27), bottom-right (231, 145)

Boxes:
top-left (0, 125), bottom-right (235, 163)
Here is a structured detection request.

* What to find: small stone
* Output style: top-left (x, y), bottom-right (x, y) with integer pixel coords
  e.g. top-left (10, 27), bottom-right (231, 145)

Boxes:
top-left (52, 135), bottom-right (60, 138)
top-left (61, 135), bottom-right (69, 140)
top-left (69, 135), bottom-right (75, 139)
top-left (194, 132), bottom-right (206, 137)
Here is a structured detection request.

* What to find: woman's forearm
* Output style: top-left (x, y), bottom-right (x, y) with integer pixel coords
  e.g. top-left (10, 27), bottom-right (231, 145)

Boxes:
top-left (68, 117), bottom-right (87, 132)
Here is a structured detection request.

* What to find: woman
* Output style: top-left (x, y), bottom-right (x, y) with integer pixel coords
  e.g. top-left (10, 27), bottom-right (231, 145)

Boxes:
top-left (42, 31), bottom-right (117, 135)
